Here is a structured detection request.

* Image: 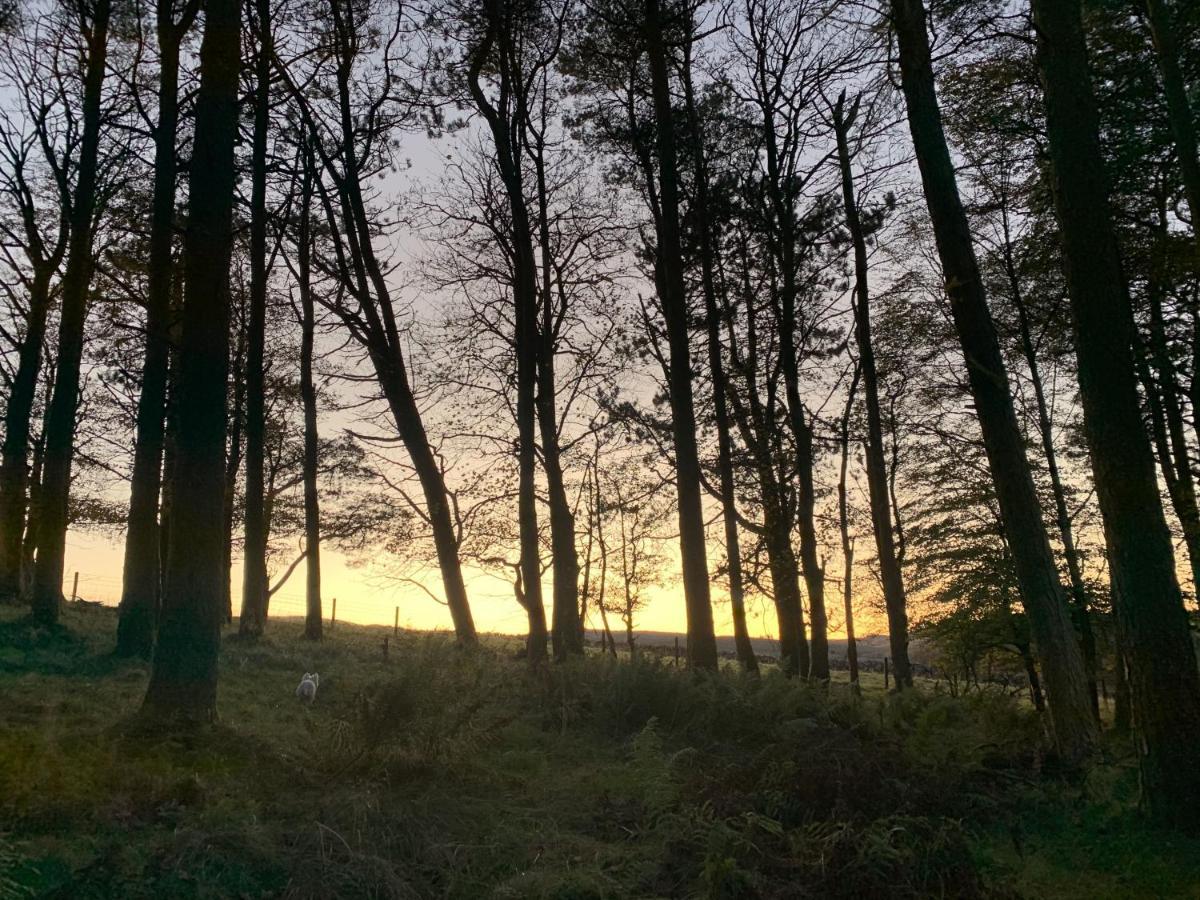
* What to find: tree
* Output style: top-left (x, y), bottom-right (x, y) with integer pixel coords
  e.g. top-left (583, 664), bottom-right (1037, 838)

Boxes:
top-left (1031, 0), bottom-right (1200, 826)
top-left (275, 0), bottom-right (476, 644)
top-left (143, 0), bottom-right (241, 720)
top-left (237, 0), bottom-right (279, 637)
top-left (681, 36), bottom-right (757, 673)
top-left (293, 132), bottom-right (321, 641)
top-left (116, 0), bottom-right (199, 657)
top-left (29, 0), bottom-right (113, 626)
top-left (643, 0), bottom-right (717, 669)
top-left (831, 90), bottom-right (912, 688)
top-left (464, 0), bottom-right (554, 663)
top-left (889, 0), bottom-right (1097, 763)
top-left (0, 18), bottom-right (73, 601)
top-left (724, 0), bottom-right (839, 680)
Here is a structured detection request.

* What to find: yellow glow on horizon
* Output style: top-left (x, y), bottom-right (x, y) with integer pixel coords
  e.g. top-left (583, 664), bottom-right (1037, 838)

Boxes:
top-left (61, 527), bottom-right (887, 641)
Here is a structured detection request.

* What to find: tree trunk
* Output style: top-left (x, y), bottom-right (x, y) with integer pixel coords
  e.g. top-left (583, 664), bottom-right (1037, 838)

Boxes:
top-left (683, 43), bottom-right (757, 674)
top-left (117, 1), bottom-right (193, 657)
top-left (1031, 0), bottom-right (1200, 825)
top-left (298, 139), bottom-right (322, 642)
top-left (239, 0), bottom-right (272, 637)
top-left (722, 246), bottom-right (808, 677)
top-left (29, 0), bottom-right (112, 626)
top-left (0, 268), bottom-right (54, 601)
top-left (1021, 644), bottom-right (1046, 713)
top-left (838, 364), bottom-right (862, 689)
top-left (998, 204), bottom-right (1100, 719)
top-left (644, 0), bottom-right (717, 670)
top-left (222, 320), bottom-right (246, 624)
top-left (19, 399), bottom-right (52, 597)
top-left (144, 0), bottom-right (241, 721)
top-left (833, 94), bottom-right (912, 689)
top-left (1113, 624), bottom-right (1132, 734)
top-left (890, 0), bottom-right (1098, 764)
top-left (531, 127), bottom-right (582, 660)
top-left (158, 318), bottom-right (181, 606)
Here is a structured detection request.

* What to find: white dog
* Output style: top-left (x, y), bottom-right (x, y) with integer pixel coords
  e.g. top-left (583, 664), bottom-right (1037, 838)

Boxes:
top-left (295, 672), bottom-right (320, 703)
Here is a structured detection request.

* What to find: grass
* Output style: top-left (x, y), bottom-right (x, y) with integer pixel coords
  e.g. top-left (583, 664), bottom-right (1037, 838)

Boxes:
top-left (1, 602), bottom-right (1198, 898)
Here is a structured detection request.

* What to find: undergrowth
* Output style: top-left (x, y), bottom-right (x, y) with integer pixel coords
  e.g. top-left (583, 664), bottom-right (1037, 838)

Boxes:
top-left (1, 602), bottom-right (1197, 898)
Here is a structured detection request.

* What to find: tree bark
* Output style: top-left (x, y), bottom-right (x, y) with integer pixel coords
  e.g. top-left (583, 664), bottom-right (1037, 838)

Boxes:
top-left (0, 268), bottom-right (55, 601)
top-left (644, 0), bottom-right (718, 670)
top-left (239, 0), bottom-right (272, 637)
top-left (890, 0), bottom-right (1098, 764)
top-left (29, 0), bottom-right (112, 626)
top-left (1031, 0), bottom-right (1200, 825)
top-left (144, 0), bottom-right (241, 721)
top-left (833, 94), bottom-right (912, 689)
top-left (530, 102), bottom-right (582, 660)
top-left (837, 364), bottom-right (862, 688)
top-left (297, 138), bottom-right (322, 642)
top-left (222, 319), bottom-right (245, 624)
top-left (117, 0), bottom-right (196, 657)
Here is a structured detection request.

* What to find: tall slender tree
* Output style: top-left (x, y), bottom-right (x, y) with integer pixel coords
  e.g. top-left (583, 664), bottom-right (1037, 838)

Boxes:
top-left (832, 91), bottom-right (912, 688)
top-left (116, 0), bottom-right (199, 657)
top-left (295, 134), bottom-right (322, 642)
top-left (465, 0), bottom-right (550, 663)
top-left (1031, 0), bottom-right (1200, 826)
top-left (29, 0), bottom-right (113, 626)
top-left (0, 53), bottom-right (71, 602)
top-left (239, 0), bottom-right (273, 637)
top-left (144, 0), bottom-right (241, 720)
top-left (682, 39), bottom-right (757, 674)
top-left (889, 0), bottom-right (1098, 763)
top-left (644, 0), bottom-right (717, 669)
top-left (275, 0), bottom-right (477, 644)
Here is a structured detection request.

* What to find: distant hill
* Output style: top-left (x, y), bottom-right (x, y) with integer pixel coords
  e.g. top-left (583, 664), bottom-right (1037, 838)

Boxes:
top-left (586, 630), bottom-right (902, 663)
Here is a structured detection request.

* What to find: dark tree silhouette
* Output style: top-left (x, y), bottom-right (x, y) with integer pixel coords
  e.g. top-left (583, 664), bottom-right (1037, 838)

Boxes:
top-left (116, 0), bottom-right (199, 658)
top-left (1031, 0), bottom-right (1200, 827)
top-left (890, 0), bottom-right (1097, 763)
top-left (29, 0), bottom-right (113, 626)
top-left (143, 0), bottom-right (241, 720)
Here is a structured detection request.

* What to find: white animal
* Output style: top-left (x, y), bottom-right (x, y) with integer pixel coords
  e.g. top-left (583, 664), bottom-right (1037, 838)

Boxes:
top-left (295, 672), bottom-right (320, 703)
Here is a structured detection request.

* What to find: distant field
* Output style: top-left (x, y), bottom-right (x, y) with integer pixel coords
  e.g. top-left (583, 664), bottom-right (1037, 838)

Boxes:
top-left (1, 602), bottom-right (1197, 898)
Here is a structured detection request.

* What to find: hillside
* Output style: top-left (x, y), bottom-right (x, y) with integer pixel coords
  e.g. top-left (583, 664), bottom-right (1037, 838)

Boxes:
top-left (2, 603), bottom-right (1198, 899)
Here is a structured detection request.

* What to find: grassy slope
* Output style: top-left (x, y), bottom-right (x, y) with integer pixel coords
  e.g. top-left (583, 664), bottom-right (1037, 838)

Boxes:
top-left (1, 603), bottom-right (1198, 899)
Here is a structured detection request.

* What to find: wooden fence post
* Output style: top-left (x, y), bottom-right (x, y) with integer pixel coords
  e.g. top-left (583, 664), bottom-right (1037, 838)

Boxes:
top-left (674, 637), bottom-right (680, 666)
top-left (394, 606), bottom-right (399, 637)
top-left (70, 572), bottom-right (79, 603)
top-left (330, 597), bottom-right (336, 630)
top-left (884, 656), bottom-right (890, 691)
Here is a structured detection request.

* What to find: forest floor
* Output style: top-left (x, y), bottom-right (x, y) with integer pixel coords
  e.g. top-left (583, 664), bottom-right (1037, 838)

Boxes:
top-left (1, 602), bottom-right (1199, 899)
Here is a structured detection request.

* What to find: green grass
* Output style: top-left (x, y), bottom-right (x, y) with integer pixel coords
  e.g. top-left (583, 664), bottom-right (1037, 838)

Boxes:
top-left (1, 602), bottom-right (1198, 898)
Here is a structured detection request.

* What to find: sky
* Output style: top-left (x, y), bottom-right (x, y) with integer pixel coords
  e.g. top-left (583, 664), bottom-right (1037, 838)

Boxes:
top-left (61, 526), bottom-right (880, 641)
top-left (47, 32), bottom-right (903, 645)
